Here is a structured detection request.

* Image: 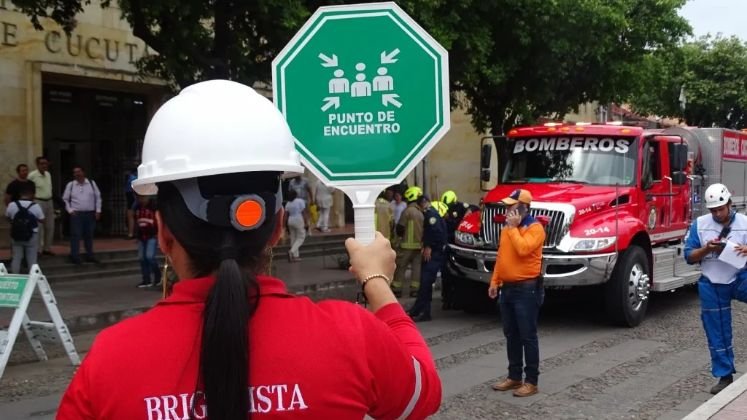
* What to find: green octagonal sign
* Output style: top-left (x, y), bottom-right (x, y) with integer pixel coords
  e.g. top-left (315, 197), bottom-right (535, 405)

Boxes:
top-left (272, 2), bottom-right (450, 186)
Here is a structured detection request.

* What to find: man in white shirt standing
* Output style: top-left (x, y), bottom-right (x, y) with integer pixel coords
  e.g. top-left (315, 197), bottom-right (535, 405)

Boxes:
top-left (390, 190), bottom-right (407, 225)
top-left (28, 156), bottom-right (56, 256)
top-left (5, 182), bottom-right (45, 273)
top-left (62, 166), bottom-right (102, 265)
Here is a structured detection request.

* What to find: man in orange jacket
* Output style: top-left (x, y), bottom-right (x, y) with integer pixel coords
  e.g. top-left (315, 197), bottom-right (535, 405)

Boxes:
top-left (488, 189), bottom-right (545, 398)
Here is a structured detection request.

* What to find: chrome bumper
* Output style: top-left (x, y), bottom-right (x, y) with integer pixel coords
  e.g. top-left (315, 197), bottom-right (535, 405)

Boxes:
top-left (447, 244), bottom-right (617, 287)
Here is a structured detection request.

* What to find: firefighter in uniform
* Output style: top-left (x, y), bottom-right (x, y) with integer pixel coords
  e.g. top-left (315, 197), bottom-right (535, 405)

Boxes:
top-left (374, 190), bottom-right (393, 240)
top-left (408, 197), bottom-right (448, 322)
top-left (440, 190), bottom-right (471, 309)
top-left (431, 200), bottom-right (449, 219)
top-left (57, 80), bottom-right (441, 419)
top-left (392, 186), bottom-right (425, 297)
top-left (441, 190), bottom-right (473, 240)
top-left (684, 183), bottom-right (747, 395)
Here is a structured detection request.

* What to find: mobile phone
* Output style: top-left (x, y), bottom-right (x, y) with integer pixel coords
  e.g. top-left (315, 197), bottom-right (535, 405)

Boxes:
top-left (516, 204), bottom-right (528, 217)
top-left (714, 241), bottom-right (726, 249)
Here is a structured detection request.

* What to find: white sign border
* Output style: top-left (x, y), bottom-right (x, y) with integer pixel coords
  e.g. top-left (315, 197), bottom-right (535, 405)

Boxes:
top-left (272, 1), bottom-right (450, 187)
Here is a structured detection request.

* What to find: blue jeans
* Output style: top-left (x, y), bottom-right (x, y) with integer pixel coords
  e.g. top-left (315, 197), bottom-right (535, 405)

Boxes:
top-left (138, 238), bottom-right (161, 285)
top-left (11, 232), bottom-right (38, 274)
top-left (699, 277), bottom-right (747, 378)
top-left (70, 211), bottom-right (96, 260)
top-left (410, 250), bottom-right (446, 317)
top-left (499, 279), bottom-right (544, 385)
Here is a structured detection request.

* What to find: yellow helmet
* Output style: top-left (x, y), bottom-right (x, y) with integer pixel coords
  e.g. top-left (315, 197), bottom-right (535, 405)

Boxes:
top-left (441, 190), bottom-right (457, 205)
top-left (431, 201), bottom-right (448, 218)
top-left (403, 186), bottom-right (423, 202)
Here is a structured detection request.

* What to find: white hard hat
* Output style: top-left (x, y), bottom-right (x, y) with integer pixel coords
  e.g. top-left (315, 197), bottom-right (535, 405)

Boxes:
top-left (704, 183), bottom-right (732, 209)
top-left (132, 80), bottom-right (303, 195)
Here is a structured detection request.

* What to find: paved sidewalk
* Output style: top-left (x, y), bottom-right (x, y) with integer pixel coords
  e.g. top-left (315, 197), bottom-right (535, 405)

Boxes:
top-left (684, 372), bottom-right (747, 419)
top-left (0, 253), bottom-right (358, 333)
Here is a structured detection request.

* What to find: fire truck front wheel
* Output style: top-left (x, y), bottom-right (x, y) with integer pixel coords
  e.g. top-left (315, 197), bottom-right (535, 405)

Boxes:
top-left (604, 245), bottom-right (650, 327)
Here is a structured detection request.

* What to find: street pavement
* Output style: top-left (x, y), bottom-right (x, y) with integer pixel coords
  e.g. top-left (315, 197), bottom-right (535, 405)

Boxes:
top-left (2, 276), bottom-right (747, 418)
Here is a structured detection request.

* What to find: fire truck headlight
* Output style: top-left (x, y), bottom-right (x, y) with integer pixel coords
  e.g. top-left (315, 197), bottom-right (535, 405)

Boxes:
top-left (455, 231), bottom-right (476, 246)
top-left (572, 237), bottom-right (616, 251)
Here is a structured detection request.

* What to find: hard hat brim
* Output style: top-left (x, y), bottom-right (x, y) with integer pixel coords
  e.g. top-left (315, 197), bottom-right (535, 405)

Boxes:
top-left (705, 201), bottom-right (729, 209)
top-left (132, 162), bottom-right (305, 195)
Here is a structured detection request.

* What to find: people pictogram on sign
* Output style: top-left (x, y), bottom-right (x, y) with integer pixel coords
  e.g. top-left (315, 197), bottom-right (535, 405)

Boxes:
top-left (328, 69), bottom-right (350, 94)
top-left (373, 67), bottom-right (394, 92)
top-left (351, 63), bottom-right (372, 98)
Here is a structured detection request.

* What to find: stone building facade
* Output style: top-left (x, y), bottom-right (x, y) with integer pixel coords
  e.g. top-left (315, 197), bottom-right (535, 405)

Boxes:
top-left (0, 1), bottom-right (167, 243)
top-left (0, 1), bottom-right (487, 246)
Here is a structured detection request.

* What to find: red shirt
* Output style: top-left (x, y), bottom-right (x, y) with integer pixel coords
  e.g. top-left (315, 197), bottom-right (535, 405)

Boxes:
top-left (58, 276), bottom-right (441, 419)
top-left (134, 204), bottom-right (157, 241)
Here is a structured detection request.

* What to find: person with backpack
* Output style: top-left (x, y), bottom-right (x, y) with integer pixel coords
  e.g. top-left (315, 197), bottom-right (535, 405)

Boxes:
top-left (132, 194), bottom-right (161, 288)
top-left (5, 182), bottom-right (45, 274)
top-left (63, 166), bottom-right (102, 264)
top-left (4, 163), bottom-right (34, 206)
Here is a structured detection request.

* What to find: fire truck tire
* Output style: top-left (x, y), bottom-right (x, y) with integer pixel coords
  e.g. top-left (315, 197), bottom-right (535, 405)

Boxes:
top-left (604, 245), bottom-right (650, 327)
top-left (454, 280), bottom-right (496, 314)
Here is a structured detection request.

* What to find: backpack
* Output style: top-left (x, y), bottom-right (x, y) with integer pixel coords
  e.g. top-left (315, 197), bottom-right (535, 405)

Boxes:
top-left (10, 201), bottom-right (38, 242)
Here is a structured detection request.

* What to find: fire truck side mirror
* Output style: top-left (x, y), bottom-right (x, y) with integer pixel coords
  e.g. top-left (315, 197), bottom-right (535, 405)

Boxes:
top-left (670, 143), bottom-right (688, 172)
top-left (480, 143), bottom-right (492, 182)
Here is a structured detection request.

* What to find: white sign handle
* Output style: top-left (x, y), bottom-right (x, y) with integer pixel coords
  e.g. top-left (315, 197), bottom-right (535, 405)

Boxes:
top-left (339, 185), bottom-right (389, 245)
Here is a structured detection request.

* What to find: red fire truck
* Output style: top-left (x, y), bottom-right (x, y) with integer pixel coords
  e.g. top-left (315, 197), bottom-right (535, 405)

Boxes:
top-left (447, 124), bottom-right (747, 326)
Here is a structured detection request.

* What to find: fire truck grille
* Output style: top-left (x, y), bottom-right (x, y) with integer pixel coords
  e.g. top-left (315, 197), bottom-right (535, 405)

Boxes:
top-left (480, 205), bottom-right (566, 249)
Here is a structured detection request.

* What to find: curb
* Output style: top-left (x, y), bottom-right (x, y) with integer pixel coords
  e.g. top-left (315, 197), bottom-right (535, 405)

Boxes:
top-left (683, 372), bottom-right (747, 419)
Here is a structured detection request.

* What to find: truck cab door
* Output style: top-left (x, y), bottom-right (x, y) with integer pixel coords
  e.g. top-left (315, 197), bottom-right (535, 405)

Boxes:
top-left (665, 142), bottom-right (691, 234)
top-left (641, 138), bottom-right (670, 242)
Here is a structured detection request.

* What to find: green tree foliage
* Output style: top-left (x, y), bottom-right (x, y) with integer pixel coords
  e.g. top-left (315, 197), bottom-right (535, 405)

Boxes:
top-left (435, 0), bottom-right (690, 133)
top-left (630, 36), bottom-right (747, 129)
top-left (13, 0), bottom-right (313, 87)
top-left (14, 0), bottom-right (690, 133)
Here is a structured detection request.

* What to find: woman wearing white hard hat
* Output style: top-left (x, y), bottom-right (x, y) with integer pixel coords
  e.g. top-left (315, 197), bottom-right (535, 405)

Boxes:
top-left (684, 183), bottom-right (747, 395)
top-left (57, 80), bottom-right (441, 419)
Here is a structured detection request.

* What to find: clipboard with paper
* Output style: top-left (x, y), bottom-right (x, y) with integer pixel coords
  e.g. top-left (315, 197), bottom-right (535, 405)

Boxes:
top-left (717, 240), bottom-right (747, 270)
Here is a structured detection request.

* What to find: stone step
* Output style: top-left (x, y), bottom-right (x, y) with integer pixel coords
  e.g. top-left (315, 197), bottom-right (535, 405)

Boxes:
top-left (3, 234), bottom-right (350, 281)
top-left (38, 245), bottom-right (348, 282)
top-left (47, 267), bottom-right (145, 283)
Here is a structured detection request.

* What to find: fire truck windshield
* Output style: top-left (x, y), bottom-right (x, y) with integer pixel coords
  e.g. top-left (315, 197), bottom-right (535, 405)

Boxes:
top-left (502, 136), bottom-right (638, 186)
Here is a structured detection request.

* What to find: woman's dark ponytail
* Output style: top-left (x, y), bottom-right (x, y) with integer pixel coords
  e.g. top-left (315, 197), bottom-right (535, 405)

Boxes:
top-left (198, 257), bottom-right (260, 419)
top-left (156, 173), bottom-right (279, 420)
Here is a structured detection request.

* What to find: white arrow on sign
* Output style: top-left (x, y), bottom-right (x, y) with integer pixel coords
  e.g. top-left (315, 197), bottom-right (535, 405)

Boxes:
top-left (382, 93), bottom-right (402, 108)
top-left (321, 96), bottom-right (340, 112)
top-left (318, 53), bottom-right (338, 67)
top-left (380, 48), bottom-right (400, 64)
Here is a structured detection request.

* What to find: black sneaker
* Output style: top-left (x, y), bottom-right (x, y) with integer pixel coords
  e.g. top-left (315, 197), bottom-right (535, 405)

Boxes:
top-left (412, 313), bottom-right (432, 322)
top-left (137, 282), bottom-right (150, 288)
top-left (710, 375), bottom-right (733, 395)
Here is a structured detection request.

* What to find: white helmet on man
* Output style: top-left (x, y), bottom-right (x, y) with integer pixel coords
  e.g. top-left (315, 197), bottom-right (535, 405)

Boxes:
top-left (132, 80), bottom-right (303, 195)
top-left (704, 183), bottom-right (732, 209)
